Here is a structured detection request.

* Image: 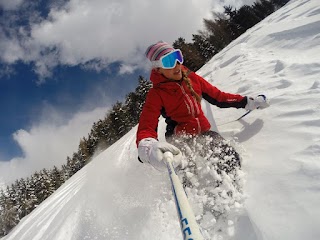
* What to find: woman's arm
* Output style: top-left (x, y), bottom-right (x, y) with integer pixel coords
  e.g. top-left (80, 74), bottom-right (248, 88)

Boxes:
top-left (136, 88), bottom-right (163, 146)
top-left (195, 73), bottom-right (247, 108)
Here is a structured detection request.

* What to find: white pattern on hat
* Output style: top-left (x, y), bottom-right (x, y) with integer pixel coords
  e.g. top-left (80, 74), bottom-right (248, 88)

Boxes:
top-left (145, 41), bottom-right (175, 61)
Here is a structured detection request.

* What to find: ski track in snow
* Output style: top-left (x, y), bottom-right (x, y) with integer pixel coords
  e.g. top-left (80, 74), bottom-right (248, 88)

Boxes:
top-left (3, 0), bottom-right (320, 239)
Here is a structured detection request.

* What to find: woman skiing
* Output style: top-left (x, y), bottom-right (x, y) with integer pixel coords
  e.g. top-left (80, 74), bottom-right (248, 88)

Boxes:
top-left (136, 41), bottom-right (269, 174)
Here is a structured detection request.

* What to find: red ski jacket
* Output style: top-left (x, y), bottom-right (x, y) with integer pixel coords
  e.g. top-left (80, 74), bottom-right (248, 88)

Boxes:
top-left (136, 66), bottom-right (247, 146)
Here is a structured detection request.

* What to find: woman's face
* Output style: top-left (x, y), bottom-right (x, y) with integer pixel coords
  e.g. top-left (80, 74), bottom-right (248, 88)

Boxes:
top-left (157, 63), bottom-right (182, 81)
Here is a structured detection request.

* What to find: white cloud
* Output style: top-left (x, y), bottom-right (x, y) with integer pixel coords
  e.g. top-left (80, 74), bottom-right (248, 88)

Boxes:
top-left (0, 28), bottom-right (24, 63)
top-left (30, 0), bottom-right (209, 65)
top-left (0, 106), bottom-right (109, 185)
top-left (0, 0), bottom-right (24, 10)
top-left (119, 64), bottom-right (138, 75)
top-left (1, 0), bottom-right (255, 78)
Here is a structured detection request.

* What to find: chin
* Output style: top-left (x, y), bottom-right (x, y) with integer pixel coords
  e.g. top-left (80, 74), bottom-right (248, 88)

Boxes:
top-left (172, 76), bottom-right (181, 81)
top-left (173, 73), bottom-right (182, 80)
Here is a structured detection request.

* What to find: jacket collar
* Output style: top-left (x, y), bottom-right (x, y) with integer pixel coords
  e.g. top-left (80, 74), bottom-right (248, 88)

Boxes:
top-left (150, 69), bottom-right (167, 85)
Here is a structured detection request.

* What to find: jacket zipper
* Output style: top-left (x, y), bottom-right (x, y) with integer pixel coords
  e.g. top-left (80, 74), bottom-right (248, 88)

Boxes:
top-left (177, 83), bottom-right (200, 116)
top-left (176, 83), bottom-right (202, 134)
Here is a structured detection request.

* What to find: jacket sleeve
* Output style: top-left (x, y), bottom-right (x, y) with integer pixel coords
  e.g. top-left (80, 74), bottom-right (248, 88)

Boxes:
top-left (136, 88), bottom-right (163, 147)
top-left (195, 74), bottom-right (247, 108)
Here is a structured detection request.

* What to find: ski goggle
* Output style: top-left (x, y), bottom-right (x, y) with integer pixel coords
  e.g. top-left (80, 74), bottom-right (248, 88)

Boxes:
top-left (152, 49), bottom-right (184, 69)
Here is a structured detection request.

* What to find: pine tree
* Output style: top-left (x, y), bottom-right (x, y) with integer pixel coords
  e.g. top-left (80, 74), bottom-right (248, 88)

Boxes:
top-left (107, 102), bottom-right (130, 141)
top-left (125, 76), bottom-right (151, 127)
top-left (202, 12), bottom-right (234, 53)
top-left (173, 37), bottom-right (205, 71)
top-left (31, 170), bottom-right (53, 203)
top-left (271, 0), bottom-right (290, 10)
top-left (87, 120), bottom-right (109, 155)
top-left (13, 178), bottom-right (37, 219)
top-left (78, 138), bottom-right (92, 162)
top-left (192, 33), bottom-right (215, 63)
top-left (50, 166), bottom-right (64, 190)
top-left (253, 0), bottom-right (275, 19)
top-left (61, 163), bottom-right (72, 181)
top-left (0, 187), bottom-right (19, 236)
top-left (70, 151), bottom-right (86, 174)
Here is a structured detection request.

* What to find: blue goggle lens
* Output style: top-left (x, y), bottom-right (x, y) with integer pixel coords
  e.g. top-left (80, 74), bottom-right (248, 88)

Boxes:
top-left (161, 50), bottom-right (184, 69)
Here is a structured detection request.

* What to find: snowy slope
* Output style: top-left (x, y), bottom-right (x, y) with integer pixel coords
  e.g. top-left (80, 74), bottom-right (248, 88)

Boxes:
top-left (3, 0), bottom-right (320, 239)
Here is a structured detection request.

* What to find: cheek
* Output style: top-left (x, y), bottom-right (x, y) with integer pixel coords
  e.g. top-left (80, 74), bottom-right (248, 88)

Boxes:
top-left (161, 69), bottom-right (174, 78)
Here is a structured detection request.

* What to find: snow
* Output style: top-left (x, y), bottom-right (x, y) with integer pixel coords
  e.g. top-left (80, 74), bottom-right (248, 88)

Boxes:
top-left (2, 0), bottom-right (320, 239)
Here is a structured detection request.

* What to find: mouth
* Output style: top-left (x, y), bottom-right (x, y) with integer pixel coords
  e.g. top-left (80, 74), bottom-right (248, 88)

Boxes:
top-left (173, 69), bottom-right (181, 74)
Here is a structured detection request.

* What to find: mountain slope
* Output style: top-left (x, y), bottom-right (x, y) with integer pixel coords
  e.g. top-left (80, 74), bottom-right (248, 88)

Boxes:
top-left (3, 0), bottom-right (320, 239)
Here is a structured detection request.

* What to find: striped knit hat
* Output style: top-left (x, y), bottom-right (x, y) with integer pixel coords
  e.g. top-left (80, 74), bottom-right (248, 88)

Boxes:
top-left (145, 41), bottom-right (175, 62)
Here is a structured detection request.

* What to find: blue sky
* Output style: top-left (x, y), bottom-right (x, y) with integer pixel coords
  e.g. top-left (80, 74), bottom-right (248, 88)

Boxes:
top-left (0, 0), bottom-right (254, 183)
top-left (0, 61), bottom-right (141, 159)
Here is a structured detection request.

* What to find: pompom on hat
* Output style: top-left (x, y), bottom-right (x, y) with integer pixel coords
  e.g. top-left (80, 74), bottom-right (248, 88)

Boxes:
top-left (145, 41), bottom-right (175, 62)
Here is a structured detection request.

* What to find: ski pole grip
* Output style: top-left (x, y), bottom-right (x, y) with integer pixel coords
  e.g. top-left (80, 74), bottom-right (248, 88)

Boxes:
top-left (163, 151), bottom-right (174, 163)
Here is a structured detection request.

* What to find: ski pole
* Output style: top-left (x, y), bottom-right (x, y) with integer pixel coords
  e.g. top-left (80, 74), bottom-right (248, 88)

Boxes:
top-left (164, 152), bottom-right (204, 240)
top-left (217, 110), bottom-right (252, 126)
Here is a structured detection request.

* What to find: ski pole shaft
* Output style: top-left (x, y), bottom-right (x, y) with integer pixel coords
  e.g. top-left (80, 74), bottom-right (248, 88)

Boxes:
top-left (217, 110), bottom-right (252, 126)
top-left (164, 152), bottom-right (204, 240)
top-left (236, 110), bottom-right (252, 121)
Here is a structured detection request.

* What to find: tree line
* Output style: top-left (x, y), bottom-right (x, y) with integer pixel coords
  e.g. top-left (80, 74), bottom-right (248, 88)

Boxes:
top-left (0, 0), bottom-right (289, 237)
top-left (173, 0), bottom-right (289, 71)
